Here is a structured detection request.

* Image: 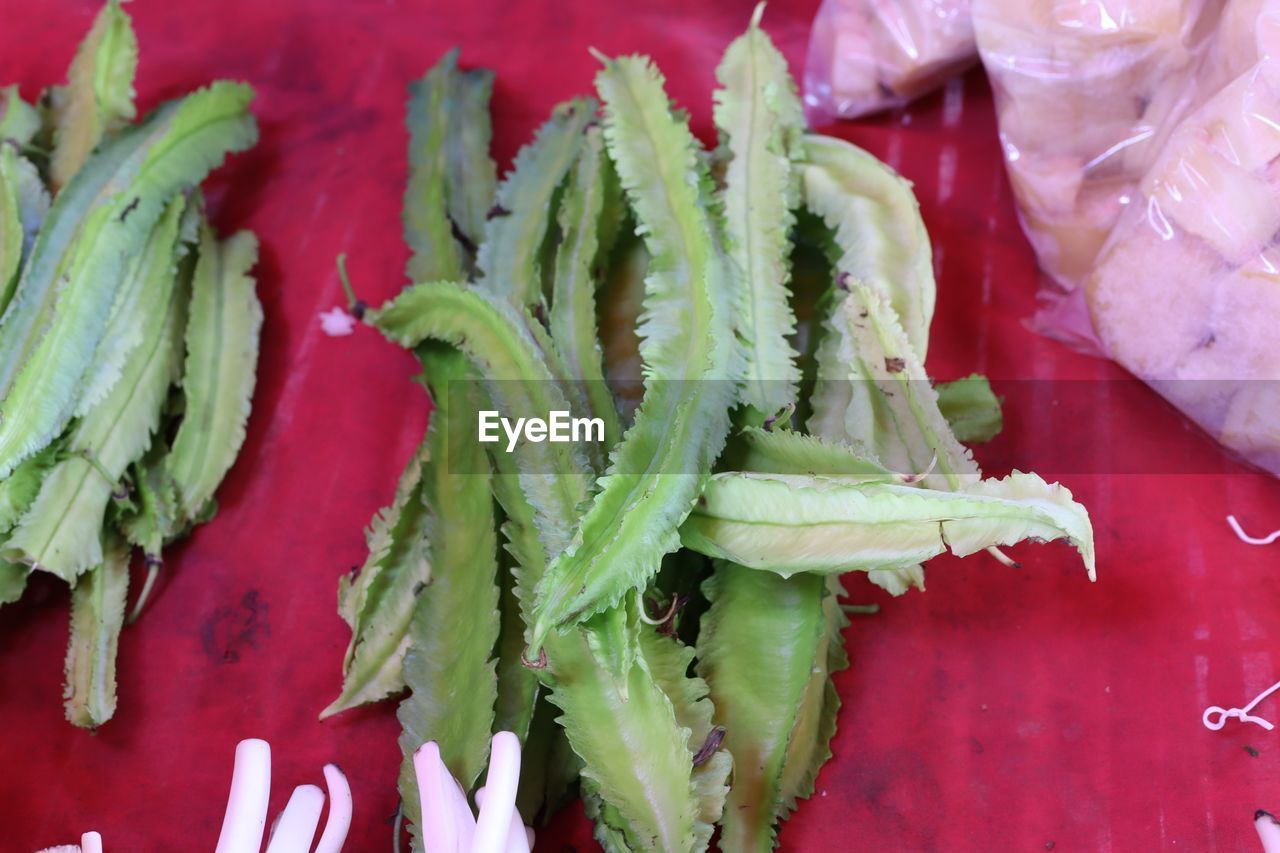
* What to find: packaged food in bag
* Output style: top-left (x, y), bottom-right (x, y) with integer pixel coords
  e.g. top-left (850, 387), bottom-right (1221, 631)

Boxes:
top-left (971, 0), bottom-right (1226, 290)
top-left (1085, 3), bottom-right (1280, 475)
top-left (804, 0), bottom-right (978, 119)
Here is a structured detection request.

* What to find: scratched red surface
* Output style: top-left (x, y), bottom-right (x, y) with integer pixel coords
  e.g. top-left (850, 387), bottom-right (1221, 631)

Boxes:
top-left (2, 1), bottom-right (1279, 850)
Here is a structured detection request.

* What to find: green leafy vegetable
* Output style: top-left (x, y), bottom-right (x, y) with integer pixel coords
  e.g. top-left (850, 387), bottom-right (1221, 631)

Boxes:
top-left (0, 82), bottom-right (257, 480)
top-left (337, 12), bottom-right (1098, 847)
top-left (0, 3), bottom-right (261, 728)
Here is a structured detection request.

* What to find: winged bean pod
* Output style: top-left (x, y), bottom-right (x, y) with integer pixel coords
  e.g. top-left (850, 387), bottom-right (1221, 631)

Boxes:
top-left (4, 198), bottom-right (187, 581)
top-left (529, 53), bottom-right (739, 644)
top-left (397, 349), bottom-right (502, 829)
top-left (62, 530), bottom-right (129, 728)
top-left (49, 0), bottom-right (138, 188)
top-left (714, 3), bottom-right (805, 416)
top-left (0, 82), bottom-right (258, 480)
top-left (681, 471), bottom-right (1096, 579)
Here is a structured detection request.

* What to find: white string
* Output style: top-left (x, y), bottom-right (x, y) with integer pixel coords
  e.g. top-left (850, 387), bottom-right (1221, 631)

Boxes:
top-left (1227, 515), bottom-right (1280, 546)
top-left (1203, 680), bottom-right (1280, 731)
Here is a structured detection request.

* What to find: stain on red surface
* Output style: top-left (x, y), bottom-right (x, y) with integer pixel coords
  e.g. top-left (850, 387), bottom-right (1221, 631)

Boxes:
top-left (1, 1), bottom-right (1278, 850)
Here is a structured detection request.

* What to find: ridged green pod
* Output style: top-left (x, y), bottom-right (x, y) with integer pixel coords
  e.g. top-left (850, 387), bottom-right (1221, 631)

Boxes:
top-left (801, 134), bottom-right (935, 358)
top-left (4, 198), bottom-right (187, 581)
top-left (0, 82), bottom-right (258, 480)
top-left (697, 564), bottom-right (825, 850)
top-left (0, 146), bottom-right (49, 313)
top-left (548, 125), bottom-right (622, 453)
top-left (811, 282), bottom-right (978, 491)
top-left (322, 439), bottom-right (431, 717)
top-left (476, 97), bottom-right (595, 309)
top-left (166, 223), bottom-right (262, 521)
top-left (370, 281), bottom-right (591, 543)
top-left (775, 576), bottom-right (849, 817)
top-left (63, 530), bottom-right (130, 728)
top-left (49, 0), bottom-right (138, 187)
top-left (530, 53), bottom-right (739, 644)
top-left (397, 349), bottom-right (502, 828)
top-left (639, 626), bottom-right (732, 850)
top-left (682, 471), bottom-right (1096, 579)
top-left (714, 3), bottom-right (805, 416)
top-left (733, 425), bottom-right (900, 482)
top-left (404, 49), bottom-right (496, 281)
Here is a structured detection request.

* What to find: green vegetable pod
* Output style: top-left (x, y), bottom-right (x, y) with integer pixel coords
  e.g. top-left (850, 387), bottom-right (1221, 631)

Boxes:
top-left (548, 124), bottom-right (623, 455)
top-left (0, 146), bottom-right (49, 314)
top-left (810, 279), bottom-right (978, 491)
top-left (0, 81), bottom-right (258, 481)
top-left (4, 197), bottom-right (187, 581)
top-left (63, 528), bottom-right (130, 728)
top-left (714, 3), bottom-right (805, 417)
top-left (696, 564), bottom-right (847, 851)
top-left (476, 96), bottom-right (596, 310)
top-left (166, 222), bottom-right (262, 523)
top-left (681, 470), bottom-right (1096, 579)
top-left (397, 348), bottom-right (502, 832)
top-left (529, 52), bottom-right (739, 646)
top-left (801, 133), bottom-right (936, 359)
top-left (369, 280), bottom-right (592, 540)
top-left (49, 0), bottom-right (139, 188)
top-left (323, 438), bottom-right (432, 717)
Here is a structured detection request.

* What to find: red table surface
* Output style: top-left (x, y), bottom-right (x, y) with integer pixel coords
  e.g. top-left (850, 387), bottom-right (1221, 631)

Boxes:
top-left (2, 0), bottom-right (1279, 850)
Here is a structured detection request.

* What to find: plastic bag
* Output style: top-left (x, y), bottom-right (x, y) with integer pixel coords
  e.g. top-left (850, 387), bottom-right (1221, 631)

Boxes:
top-left (1084, 2), bottom-right (1280, 476)
top-left (804, 0), bottom-right (978, 120)
top-left (971, 0), bottom-right (1230, 291)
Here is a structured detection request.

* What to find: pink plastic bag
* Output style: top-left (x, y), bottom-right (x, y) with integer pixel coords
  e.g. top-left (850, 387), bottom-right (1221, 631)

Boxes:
top-left (804, 0), bottom-right (978, 120)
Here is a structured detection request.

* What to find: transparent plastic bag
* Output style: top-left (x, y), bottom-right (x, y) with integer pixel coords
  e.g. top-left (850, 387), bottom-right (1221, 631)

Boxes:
top-left (1084, 2), bottom-right (1280, 476)
top-left (804, 0), bottom-right (978, 120)
top-left (971, 0), bottom-right (1228, 291)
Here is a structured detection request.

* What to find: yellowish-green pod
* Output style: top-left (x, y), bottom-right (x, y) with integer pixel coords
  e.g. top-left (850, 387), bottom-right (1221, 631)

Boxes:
top-left (5, 198), bottom-right (187, 581)
top-left (802, 134), bottom-right (935, 359)
top-left (49, 0), bottom-right (138, 188)
top-left (323, 439), bottom-right (432, 718)
top-left (714, 2), bottom-right (805, 416)
top-left (0, 82), bottom-right (258, 481)
top-left (811, 280), bottom-right (978, 492)
top-left (63, 530), bottom-right (130, 728)
top-left (682, 470), bottom-right (1096, 580)
top-left (166, 223), bottom-right (262, 522)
